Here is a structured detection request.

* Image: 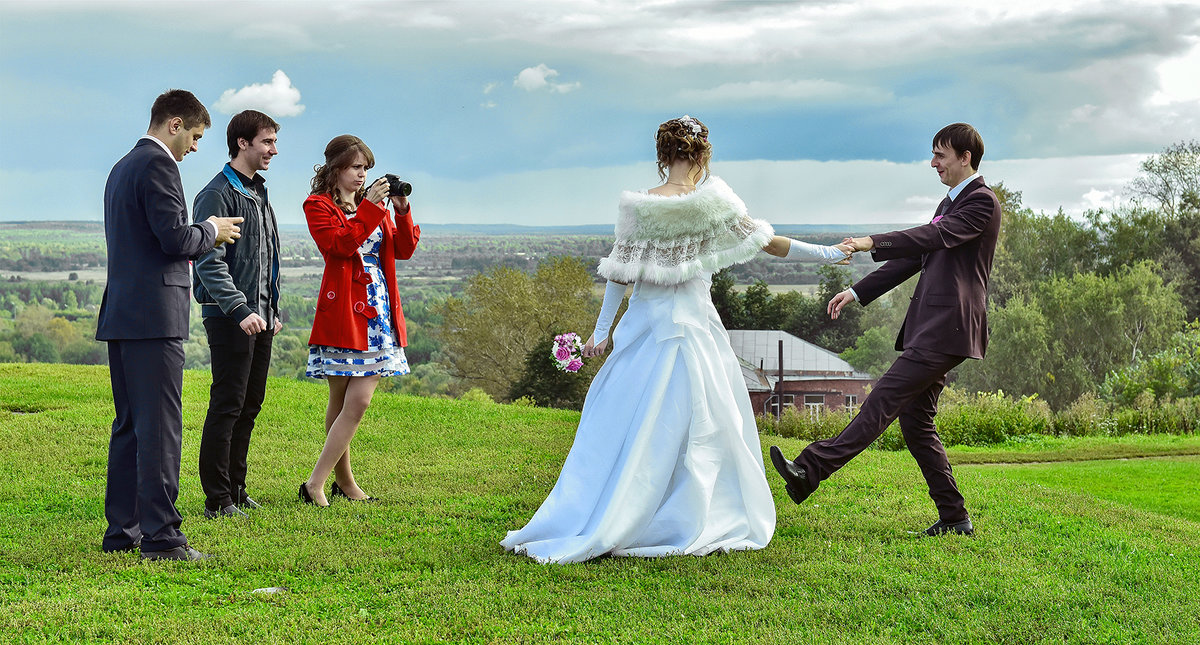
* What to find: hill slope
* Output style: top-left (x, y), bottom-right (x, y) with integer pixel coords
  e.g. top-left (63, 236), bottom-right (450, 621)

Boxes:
top-left (2, 363), bottom-right (1198, 643)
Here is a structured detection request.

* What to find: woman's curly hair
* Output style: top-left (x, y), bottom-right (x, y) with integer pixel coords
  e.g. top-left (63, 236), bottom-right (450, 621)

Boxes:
top-left (655, 115), bottom-right (712, 183)
top-left (310, 134), bottom-right (375, 213)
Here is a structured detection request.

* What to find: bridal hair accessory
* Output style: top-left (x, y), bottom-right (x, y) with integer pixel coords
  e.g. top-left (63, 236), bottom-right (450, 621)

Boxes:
top-left (551, 332), bottom-right (585, 372)
top-left (679, 115), bottom-right (703, 136)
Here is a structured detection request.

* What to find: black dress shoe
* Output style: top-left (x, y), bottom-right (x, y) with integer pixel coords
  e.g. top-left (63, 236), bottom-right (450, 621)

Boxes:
top-left (204, 504), bottom-right (248, 519)
top-left (769, 445), bottom-right (815, 505)
top-left (102, 540), bottom-right (141, 553)
top-left (140, 544), bottom-right (211, 561)
top-left (923, 518), bottom-right (975, 537)
top-left (237, 489), bottom-right (261, 510)
top-left (331, 481), bottom-right (376, 502)
top-left (299, 482), bottom-right (319, 505)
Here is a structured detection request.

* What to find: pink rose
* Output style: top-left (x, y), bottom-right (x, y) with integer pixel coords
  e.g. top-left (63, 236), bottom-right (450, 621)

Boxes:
top-left (566, 359), bottom-right (583, 372)
top-left (555, 346), bottom-right (571, 360)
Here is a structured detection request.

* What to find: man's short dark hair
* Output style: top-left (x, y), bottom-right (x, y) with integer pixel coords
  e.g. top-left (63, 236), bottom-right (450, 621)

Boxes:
top-left (933, 123), bottom-right (984, 171)
top-left (149, 89), bottom-right (212, 130)
top-left (227, 110), bottom-right (281, 159)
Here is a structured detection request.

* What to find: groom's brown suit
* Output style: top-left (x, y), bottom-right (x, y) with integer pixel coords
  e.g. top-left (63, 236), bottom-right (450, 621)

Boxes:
top-left (792, 176), bottom-right (1001, 523)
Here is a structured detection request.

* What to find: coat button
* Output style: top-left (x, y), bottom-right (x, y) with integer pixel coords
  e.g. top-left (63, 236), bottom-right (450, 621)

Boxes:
top-left (325, 290), bottom-right (336, 299)
top-left (354, 301), bottom-right (365, 313)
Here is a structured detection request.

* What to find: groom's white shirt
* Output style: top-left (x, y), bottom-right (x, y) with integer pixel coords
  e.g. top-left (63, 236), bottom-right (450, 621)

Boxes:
top-left (847, 172), bottom-right (982, 303)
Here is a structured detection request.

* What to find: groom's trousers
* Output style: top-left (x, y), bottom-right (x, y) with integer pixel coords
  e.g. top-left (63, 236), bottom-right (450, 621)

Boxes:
top-left (793, 346), bottom-right (969, 523)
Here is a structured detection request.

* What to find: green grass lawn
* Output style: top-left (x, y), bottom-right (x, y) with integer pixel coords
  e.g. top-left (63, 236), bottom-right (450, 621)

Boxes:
top-left (2, 363), bottom-right (1198, 644)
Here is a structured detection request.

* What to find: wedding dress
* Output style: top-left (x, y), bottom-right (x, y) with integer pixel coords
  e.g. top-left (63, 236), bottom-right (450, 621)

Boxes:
top-left (501, 177), bottom-right (844, 563)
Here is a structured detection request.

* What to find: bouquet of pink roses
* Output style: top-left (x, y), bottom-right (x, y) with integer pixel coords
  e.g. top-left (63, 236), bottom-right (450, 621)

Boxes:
top-left (551, 332), bottom-right (585, 373)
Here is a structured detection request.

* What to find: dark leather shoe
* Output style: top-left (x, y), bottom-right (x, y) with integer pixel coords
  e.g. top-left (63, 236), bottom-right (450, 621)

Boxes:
top-left (140, 544), bottom-right (211, 561)
top-left (237, 489), bottom-right (261, 510)
top-left (331, 481), bottom-right (376, 502)
top-left (769, 445), bottom-right (814, 505)
top-left (923, 518), bottom-right (975, 537)
top-left (204, 504), bottom-right (248, 519)
top-left (102, 540), bottom-right (141, 553)
top-left (299, 482), bottom-right (319, 505)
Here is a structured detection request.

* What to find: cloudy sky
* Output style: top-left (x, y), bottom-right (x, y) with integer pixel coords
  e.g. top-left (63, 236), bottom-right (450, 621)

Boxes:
top-left (2, 0), bottom-right (1198, 228)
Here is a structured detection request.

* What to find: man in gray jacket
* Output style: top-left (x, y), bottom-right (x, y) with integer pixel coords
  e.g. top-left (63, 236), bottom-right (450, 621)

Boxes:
top-left (192, 109), bottom-right (281, 518)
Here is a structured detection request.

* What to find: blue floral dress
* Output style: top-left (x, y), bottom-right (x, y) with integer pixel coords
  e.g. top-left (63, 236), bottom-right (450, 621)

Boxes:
top-left (306, 227), bottom-right (410, 379)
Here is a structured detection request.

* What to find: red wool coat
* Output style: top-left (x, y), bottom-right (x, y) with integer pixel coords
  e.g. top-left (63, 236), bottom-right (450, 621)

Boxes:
top-left (304, 194), bottom-right (420, 350)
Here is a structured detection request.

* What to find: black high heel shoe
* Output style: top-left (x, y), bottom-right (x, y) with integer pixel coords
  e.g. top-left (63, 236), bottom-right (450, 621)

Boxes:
top-left (331, 481), bottom-right (376, 502)
top-left (298, 482), bottom-right (320, 506)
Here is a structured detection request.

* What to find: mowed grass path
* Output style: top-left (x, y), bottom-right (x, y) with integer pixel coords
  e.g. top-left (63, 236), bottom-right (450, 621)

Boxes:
top-left (1, 363), bottom-right (1198, 644)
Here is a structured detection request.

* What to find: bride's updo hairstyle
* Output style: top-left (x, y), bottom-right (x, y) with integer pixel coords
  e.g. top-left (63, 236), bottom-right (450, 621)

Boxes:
top-left (655, 115), bottom-right (712, 183)
top-left (310, 134), bottom-right (376, 213)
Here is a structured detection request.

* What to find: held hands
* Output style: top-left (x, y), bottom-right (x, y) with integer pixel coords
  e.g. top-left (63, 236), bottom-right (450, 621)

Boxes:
top-left (833, 242), bottom-right (855, 264)
top-left (827, 289), bottom-right (855, 320)
top-left (211, 216), bottom-right (244, 246)
top-left (842, 236), bottom-right (874, 252)
top-left (583, 334), bottom-right (609, 358)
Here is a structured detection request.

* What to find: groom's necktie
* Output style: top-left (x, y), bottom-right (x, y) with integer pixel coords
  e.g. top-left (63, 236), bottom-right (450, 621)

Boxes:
top-left (931, 197), bottom-right (951, 224)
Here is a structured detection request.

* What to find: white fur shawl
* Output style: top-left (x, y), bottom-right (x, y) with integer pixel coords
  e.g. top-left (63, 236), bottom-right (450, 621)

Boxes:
top-left (596, 176), bottom-right (774, 285)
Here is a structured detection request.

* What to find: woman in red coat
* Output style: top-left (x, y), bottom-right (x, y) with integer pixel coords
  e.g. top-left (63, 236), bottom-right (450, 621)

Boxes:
top-left (300, 135), bottom-right (420, 507)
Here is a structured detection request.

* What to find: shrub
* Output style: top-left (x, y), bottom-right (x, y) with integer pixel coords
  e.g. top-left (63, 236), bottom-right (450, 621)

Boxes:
top-left (933, 390), bottom-right (1052, 447)
top-left (458, 388), bottom-right (495, 405)
top-left (1052, 392), bottom-right (1113, 437)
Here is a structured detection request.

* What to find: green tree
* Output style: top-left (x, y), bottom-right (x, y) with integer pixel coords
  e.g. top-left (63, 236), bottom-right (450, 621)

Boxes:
top-left (952, 295), bottom-right (1049, 397)
top-left (1127, 140), bottom-right (1200, 217)
top-left (1037, 262), bottom-right (1185, 408)
top-left (839, 325), bottom-right (898, 378)
top-left (434, 256), bottom-right (602, 401)
top-left (508, 335), bottom-right (597, 410)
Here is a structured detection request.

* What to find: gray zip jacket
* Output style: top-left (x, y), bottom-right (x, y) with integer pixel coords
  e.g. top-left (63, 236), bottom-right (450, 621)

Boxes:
top-left (192, 164), bottom-right (281, 325)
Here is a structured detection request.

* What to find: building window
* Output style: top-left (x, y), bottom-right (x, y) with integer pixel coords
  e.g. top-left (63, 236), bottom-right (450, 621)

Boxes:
top-left (765, 393), bottom-right (795, 415)
top-left (844, 395), bottom-right (858, 413)
top-left (804, 394), bottom-right (824, 417)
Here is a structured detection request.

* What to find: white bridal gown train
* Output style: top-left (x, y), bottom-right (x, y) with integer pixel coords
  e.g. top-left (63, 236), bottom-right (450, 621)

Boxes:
top-left (501, 275), bottom-right (775, 563)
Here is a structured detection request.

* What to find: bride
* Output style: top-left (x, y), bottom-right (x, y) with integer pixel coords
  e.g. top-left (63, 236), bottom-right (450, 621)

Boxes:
top-left (501, 116), bottom-right (852, 563)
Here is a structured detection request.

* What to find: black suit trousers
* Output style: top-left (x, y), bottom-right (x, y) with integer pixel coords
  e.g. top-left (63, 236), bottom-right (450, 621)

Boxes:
top-left (103, 338), bottom-right (188, 553)
top-left (794, 346), bottom-right (969, 523)
top-left (199, 317), bottom-right (273, 510)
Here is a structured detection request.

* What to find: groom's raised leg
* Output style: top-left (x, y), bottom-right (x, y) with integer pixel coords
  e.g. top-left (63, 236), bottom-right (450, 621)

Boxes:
top-left (791, 347), bottom-right (962, 493)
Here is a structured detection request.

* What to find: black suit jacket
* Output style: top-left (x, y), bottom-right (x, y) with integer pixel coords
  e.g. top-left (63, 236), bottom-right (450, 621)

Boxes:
top-left (97, 138), bottom-right (216, 341)
top-left (852, 177), bottom-right (1002, 360)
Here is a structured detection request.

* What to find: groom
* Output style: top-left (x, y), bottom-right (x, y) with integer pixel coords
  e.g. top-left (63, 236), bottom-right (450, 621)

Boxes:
top-left (770, 123), bottom-right (1001, 536)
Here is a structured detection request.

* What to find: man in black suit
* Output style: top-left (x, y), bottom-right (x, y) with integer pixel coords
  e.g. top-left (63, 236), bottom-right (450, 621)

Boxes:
top-left (97, 89), bottom-right (243, 561)
top-left (770, 123), bottom-right (1002, 537)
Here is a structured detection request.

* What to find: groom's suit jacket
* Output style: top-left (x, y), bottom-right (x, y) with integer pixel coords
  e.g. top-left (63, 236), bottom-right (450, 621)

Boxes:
top-left (851, 177), bottom-right (1002, 360)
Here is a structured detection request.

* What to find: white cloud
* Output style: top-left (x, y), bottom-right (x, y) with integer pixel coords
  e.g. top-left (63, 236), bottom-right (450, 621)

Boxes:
top-left (482, 82), bottom-right (499, 94)
top-left (514, 64), bottom-right (581, 93)
top-left (481, 101), bottom-right (497, 109)
top-left (1150, 39), bottom-right (1200, 105)
top-left (679, 79), bottom-right (893, 106)
top-left (213, 70), bottom-right (305, 117)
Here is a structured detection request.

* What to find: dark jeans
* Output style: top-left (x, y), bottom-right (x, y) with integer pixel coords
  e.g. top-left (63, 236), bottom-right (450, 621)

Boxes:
top-left (103, 338), bottom-right (188, 553)
top-left (199, 317), bottom-right (273, 511)
top-left (794, 346), bottom-right (970, 523)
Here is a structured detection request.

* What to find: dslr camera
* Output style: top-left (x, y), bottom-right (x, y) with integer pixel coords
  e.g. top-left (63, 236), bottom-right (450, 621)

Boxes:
top-left (372, 173), bottom-right (412, 197)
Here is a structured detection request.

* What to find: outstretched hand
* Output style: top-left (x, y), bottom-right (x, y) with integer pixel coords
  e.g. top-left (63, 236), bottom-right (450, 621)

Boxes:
top-left (828, 289), bottom-right (855, 320)
top-left (583, 334), bottom-right (609, 358)
top-left (833, 242), bottom-right (854, 264)
top-left (842, 236), bottom-right (874, 252)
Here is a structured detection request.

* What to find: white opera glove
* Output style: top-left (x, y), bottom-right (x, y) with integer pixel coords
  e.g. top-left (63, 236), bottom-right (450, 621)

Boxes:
top-left (785, 238), bottom-right (849, 263)
top-left (591, 280), bottom-right (626, 344)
